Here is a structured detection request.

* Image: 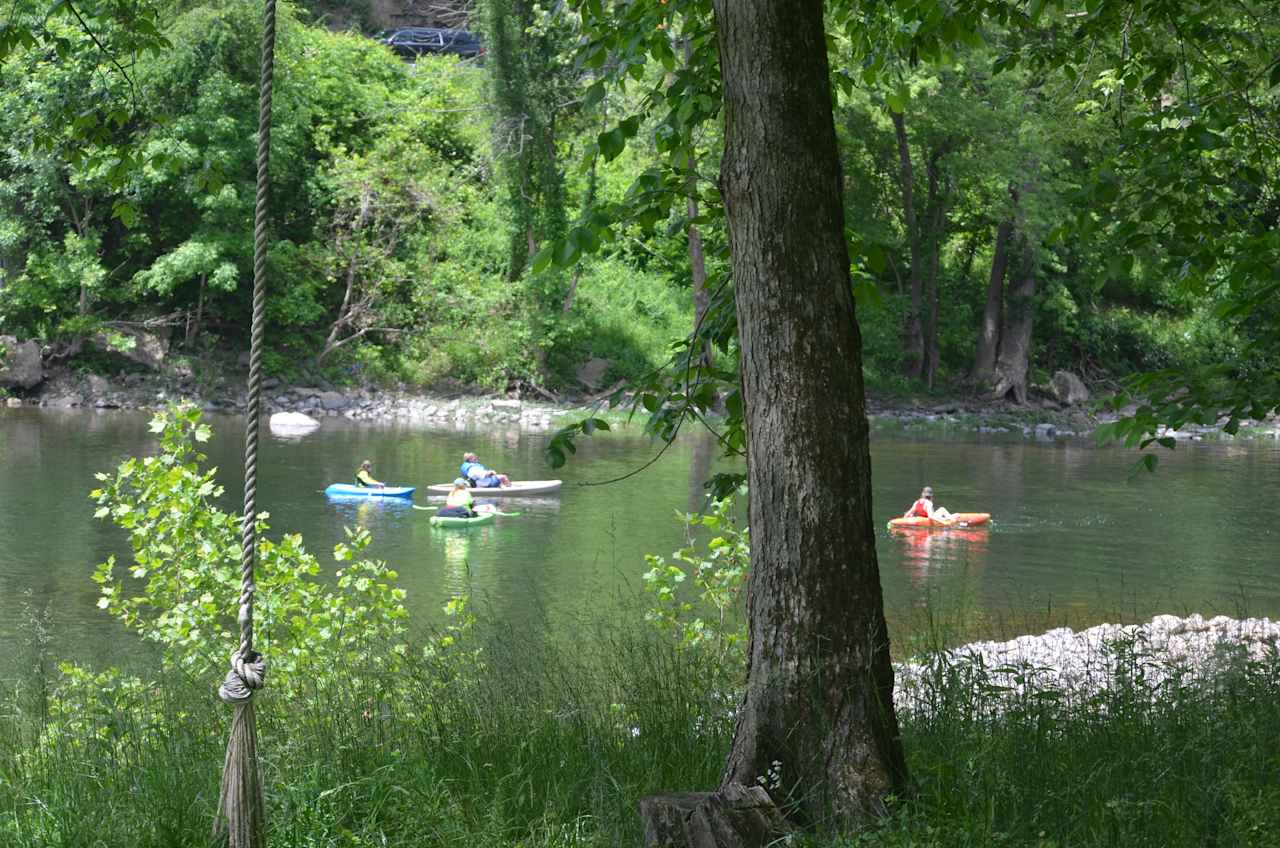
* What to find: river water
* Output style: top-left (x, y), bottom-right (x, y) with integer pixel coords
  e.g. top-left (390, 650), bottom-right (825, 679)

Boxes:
top-left (2, 407), bottom-right (1277, 664)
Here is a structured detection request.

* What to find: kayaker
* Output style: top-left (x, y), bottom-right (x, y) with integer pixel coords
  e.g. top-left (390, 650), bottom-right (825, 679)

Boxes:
top-left (460, 452), bottom-right (511, 488)
top-left (437, 478), bottom-right (478, 518)
top-left (903, 486), bottom-right (954, 522)
top-left (355, 460), bottom-right (384, 489)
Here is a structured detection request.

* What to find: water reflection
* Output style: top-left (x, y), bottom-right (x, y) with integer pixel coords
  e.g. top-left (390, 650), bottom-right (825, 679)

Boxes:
top-left (887, 526), bottom-right (990, 588)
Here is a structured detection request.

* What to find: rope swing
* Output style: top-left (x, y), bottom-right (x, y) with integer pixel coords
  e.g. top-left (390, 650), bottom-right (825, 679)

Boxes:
top-left (214, 0), bottom-right (276, 843)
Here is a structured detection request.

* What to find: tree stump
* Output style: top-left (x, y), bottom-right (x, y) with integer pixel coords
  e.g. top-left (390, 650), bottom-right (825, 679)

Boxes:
top-left (639, 784), bottom-right (787, 848)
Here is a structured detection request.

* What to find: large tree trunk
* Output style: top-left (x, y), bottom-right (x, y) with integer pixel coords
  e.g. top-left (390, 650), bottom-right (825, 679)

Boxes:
top-left (710, 0), bottom-right (908, 833)
top-left (891, 111), bottom-right (924, 379)
top-left (972, 219), bottom-right (1013, 383)
top-left (990, 237), bottom-right (1036, 404)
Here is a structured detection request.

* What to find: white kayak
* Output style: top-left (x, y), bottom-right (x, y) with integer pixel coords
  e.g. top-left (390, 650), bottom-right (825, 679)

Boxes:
top-left (425, 479), bottom-right (562, 496)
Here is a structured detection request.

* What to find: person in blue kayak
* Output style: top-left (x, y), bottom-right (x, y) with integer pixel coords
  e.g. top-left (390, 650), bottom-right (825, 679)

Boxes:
top-left (355, 460), bottom-right (385, 489)
top-left (903, 485), bottom-right (954, 521)
top-left (460, 452), bottom-right (510, 488)
top-left (437, 478), bottom-right (478, 518)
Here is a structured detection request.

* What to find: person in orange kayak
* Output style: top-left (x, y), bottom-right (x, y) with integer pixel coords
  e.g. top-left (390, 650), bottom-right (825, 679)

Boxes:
top-left (903, 486), bottom-right (955, 521)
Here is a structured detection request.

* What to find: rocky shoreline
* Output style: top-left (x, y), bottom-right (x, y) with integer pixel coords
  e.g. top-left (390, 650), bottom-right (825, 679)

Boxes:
top-left (896, 613), bottom-right (1280, 713)
top-left (3, 355), bottom-right (1278, 441)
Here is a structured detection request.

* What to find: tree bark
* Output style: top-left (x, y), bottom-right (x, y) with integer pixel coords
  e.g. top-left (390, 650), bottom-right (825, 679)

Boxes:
top-left (990, 236), bottom-right (1036, 404)
top-left (708, 0), bottom-right (909, 833)
top-left (972, 219), bottom-right (1013, 383)
top-left (891, 111), bottom-right (924, 379)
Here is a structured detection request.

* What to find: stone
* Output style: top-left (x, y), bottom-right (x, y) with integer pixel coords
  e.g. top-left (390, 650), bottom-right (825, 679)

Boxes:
top-left (319, 391), bottom-right (349, 411)
top-left (492, 399), bottom-right (522, 410)
top-left (1034, 422), bottom-right (1057, 438)
top-left (88, 327), bottom-right (168, 370)
top-left (1051, 370), bottom-right (1090, 406)
top-left (6, 397), bottom-right (21, 408)
top-left (293, 387), bottom-right (322, 398)
top-left (269, 411), bottom-right (320, 435)
top-left (237, 350), bottom-right (252, 367)
top-left (575, 357), bottom-right (611, 390)
top-left (85, 374), bottom-right (111, 397)
top-left (0, 336), bottom-right (44, 389)
top-left (262, 377), bottom-right (281, 390)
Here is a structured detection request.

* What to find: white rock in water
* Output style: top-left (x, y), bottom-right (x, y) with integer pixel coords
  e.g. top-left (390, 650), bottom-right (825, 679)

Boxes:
top-left (269, 411), bottom-right (320, 434)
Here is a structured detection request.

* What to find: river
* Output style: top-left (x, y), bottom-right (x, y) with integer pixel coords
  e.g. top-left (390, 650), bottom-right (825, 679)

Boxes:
top-left (2, 407), bottom-right (1277, 665)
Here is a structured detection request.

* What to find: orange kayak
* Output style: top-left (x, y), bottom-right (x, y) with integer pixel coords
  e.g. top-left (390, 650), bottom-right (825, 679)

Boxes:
top-left (887, 512), bottom-right (991, 530)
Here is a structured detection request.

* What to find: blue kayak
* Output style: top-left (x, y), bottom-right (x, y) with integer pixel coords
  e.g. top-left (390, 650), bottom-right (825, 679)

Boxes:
top-left (324, 484), bottom-right (416, 498)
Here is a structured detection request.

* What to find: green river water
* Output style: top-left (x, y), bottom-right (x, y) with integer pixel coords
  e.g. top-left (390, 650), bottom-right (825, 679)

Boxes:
top-left (2, 407), bottom-right (1277, 664)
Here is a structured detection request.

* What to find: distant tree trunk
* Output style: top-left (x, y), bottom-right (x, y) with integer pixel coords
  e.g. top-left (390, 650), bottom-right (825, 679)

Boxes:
top-left (483, 0), bottom-right (565, 284)
top-left (921, 149), bottom-right (948, 389)
top-left (990, 236), bottom-right (1036, 404)
top-left (187, 273), bottom-right (206, 347)
top-left (688, 180), bottom-right (712, 368)
top-left (708, 0), bottom-right (908, 834)
top-left (682, 40), bottom-right (712, 370)
top-left (891, 111), bottom-right (924, 379)
top-left (972, 219), bottom-right (1013, 383)
top-left (563, 138), bottom-right (602, 315)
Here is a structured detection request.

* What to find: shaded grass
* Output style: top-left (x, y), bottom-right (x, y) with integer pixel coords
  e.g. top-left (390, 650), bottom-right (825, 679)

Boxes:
top-left (2, 614), bottom-right (1279, 847)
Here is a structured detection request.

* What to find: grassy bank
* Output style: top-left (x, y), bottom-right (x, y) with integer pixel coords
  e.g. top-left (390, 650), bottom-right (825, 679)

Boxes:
top-left (3, 614), bottom-right (1279, 847)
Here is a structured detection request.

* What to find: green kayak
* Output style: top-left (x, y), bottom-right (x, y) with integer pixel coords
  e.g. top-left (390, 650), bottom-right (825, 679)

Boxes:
top-left (429, 511), bottom-right (496, 528)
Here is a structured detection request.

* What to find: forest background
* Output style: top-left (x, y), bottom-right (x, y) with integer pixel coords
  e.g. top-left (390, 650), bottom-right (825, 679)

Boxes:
top-left (4, 0), bottom-right (1274, 411)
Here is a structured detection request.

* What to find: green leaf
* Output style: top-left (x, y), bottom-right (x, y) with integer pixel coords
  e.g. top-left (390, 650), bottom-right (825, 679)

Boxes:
top-left (598, 127), bottom-right (626, 162)
top-left (531, 244), bottom-right (555, 274)
top-left (583, 81), bottom-right (605, 110)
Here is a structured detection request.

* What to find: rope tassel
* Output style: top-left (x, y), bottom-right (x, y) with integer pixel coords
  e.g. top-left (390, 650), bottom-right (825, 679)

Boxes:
top-left (216, 0), bottom-right (275, 838)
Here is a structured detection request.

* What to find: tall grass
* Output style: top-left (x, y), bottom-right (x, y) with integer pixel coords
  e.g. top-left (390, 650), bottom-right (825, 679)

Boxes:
top-left (2, 610), bottom-right (1278, 847)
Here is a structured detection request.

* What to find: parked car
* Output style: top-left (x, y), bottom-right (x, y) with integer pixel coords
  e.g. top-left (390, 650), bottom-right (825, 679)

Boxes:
top-left (378, 28), bottom-right (483, 60)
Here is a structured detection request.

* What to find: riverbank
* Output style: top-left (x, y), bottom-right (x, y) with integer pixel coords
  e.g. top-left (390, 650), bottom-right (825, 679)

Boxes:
top-left (10, 361), bottom-right (1280, 442)
top-left (3, 609), bottom-right (1278, 847)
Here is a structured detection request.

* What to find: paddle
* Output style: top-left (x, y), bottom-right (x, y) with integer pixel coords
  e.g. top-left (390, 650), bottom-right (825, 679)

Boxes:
top-left (413, 505), bottom-right (521, 517)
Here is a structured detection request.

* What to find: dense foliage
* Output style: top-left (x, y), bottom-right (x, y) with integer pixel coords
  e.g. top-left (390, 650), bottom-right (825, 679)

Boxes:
top-left (3, 0), bottom-right (1274, 419)
top-left (0, 0), bottom-right (688, 392)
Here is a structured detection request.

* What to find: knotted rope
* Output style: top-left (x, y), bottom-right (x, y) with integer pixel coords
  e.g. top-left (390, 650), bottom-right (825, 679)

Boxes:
top-left (214, 0), bottom-right (275, 843)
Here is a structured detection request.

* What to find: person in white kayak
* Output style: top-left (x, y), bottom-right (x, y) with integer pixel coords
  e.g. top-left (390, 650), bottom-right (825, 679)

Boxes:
top-left (902, 485), bottom-right (955, 522)
top-left (459, 452), bottom-right (510, 488)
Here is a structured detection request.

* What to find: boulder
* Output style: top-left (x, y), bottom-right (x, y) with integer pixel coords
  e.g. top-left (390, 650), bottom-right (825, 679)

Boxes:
top-left (1051, 370), bottom-right (1090, 406)
top-left (269, 411), bottom-right (320, 435)
top-left (0, 336), bottom-right (44, 389)
top-left (85, 374), bottom-right (111, 398)
top-left (492, 399), bottom-right (522, 410)
top-left (319, 391), bottom-right (350, 411)
top-left (575, 357), bottom-right (611, 390)
top-left (89, 327), bottom-right (168, 370)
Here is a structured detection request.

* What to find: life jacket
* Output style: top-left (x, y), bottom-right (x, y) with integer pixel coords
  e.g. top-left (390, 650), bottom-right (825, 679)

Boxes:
top-left (355, 468), bottom-right (375, 487)
top-left (446, 488), bottom-right (474, 508)
top-left (459, 460), bottom-right (484, 485)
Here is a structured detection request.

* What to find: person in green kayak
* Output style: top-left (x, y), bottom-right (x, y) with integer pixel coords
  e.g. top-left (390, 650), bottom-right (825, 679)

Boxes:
top-left (355, 460), bottom-right (385, 489)
top-left (437, 478), bottom-right (478, 518)
top-left (903, 486), bottom-right (955, 522)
